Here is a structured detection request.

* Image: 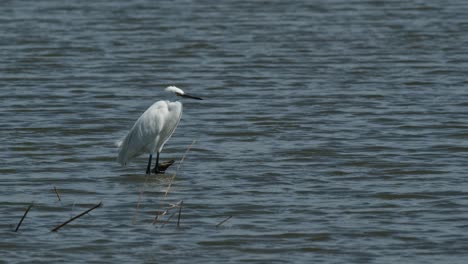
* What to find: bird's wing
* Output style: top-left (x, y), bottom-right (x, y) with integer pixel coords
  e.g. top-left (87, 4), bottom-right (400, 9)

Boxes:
top-left (117, 101), bottom-right (165, 166)
top-left (156, 101), bottom-right (182, 153)
top-left (117, 101), bottom-right (182, 166)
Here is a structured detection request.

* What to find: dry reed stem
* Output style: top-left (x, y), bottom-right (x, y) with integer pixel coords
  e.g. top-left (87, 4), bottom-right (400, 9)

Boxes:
top-left (51, 202), bottom-right (102, 232)
top-left (216, 216), bottom-right (232, 227)
top-left (153, 200), bottom-right (182, 224)
top-left (53, 186), bottom-right (61, 201)
top-left (15, 204), bottom-right (33, 232)
top-left (153, 140), bottom-right (196, 224)
top-left (133, 173), bottom-right (150, 224)
top-left (160, 212), bottom-right (177, 227)
top-left (164, 140), bottom-right (197, 198)
top-left (155, 200), bottom-right (182, 218)
top-left (177, 200), bottom-right (183, 228)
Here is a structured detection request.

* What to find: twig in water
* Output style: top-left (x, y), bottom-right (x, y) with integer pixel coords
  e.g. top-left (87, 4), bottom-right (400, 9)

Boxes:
top-left (164, 140), bottom-right (196, 198)
top-left (153, 140), bottom-right (196, 223)
top-left (54, 186), bottom-right (61, 201)
top-left (51, 202), bottom-right (102, 232)
top-left (216, 216), bottom-right (232, 227)
top-left (160, 212), bottom-right (177, 227)
top-left (177, 200), bottom-right (183, 228)
top-left (153, 200), bottom-right (182, 225)
top-left (15, 204), bottom-right (33, 232)
top-left (133, 173), bottom-right (150, 225)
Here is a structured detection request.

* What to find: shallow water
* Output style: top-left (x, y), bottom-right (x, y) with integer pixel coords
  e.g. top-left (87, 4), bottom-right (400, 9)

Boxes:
top-left (2, 0), bottom-right (468, 263)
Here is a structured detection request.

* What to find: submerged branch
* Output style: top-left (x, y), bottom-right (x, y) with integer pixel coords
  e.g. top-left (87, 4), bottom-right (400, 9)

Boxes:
top-left (177, 200), bottom-right (183, 228)
top-left (15, 204), bottom-right (33, 232)
top-left (153, 200), bottom-right (182, 225)
top-left (154, 140), bottom-right (196, 223)
top-left (216, 216), bottom-right (232, 227)
top-left (54, 186), bottom-right (61, 201)
top-left (51, 202), bottom-right (102, 232)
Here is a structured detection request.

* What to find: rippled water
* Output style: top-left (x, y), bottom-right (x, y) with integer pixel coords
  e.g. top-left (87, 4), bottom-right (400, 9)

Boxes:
top-left (2, 0), bottom-right (468, 263)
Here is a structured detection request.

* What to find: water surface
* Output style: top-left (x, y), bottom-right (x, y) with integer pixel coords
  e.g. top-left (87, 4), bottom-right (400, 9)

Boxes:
top-left (2, 0), bottom-right (468, 263)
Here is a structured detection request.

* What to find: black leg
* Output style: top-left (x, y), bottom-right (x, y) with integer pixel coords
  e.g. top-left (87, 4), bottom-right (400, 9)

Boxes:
top-left (146, 154), bottom-right (152, 174)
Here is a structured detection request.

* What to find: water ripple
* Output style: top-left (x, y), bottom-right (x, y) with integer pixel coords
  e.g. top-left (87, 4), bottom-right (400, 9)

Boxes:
top-left (2, 0), bottom-right (468, 263)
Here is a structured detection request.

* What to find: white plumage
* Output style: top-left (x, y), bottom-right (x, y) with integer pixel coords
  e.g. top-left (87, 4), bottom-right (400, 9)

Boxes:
top-left (117, 86), bottom-right (202, 174)
top-left (117, 100), bottom-right (182, 166)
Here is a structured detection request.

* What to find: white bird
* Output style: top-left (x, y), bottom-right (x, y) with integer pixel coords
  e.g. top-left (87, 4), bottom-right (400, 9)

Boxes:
top-left (117, 86), bottom-right (202, 174)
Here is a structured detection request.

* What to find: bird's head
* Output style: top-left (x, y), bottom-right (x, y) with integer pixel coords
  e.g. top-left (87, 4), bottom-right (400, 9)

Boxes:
top-left (165, 86), bottom-right (203, 100)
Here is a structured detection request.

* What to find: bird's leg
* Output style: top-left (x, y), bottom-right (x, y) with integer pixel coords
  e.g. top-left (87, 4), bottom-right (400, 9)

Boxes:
top-left (153, 152), bottom-right (163, 174)
top-left (146, 154), bottom-right (153, 175)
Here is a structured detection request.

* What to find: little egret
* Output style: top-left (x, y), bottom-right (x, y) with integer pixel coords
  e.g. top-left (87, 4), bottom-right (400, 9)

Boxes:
top-left (117, 86), bottom-right (202, 174)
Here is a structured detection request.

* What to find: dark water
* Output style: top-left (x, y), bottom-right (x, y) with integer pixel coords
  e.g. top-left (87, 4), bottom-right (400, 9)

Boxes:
top-left (2, 0), bottom-right (468, 263)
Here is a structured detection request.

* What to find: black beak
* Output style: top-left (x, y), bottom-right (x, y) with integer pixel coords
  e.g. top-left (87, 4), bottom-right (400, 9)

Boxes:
top-left (180, 93), bottom-right (203, 100)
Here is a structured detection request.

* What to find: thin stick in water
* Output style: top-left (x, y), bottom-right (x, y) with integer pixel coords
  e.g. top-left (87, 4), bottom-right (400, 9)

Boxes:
top-left (15, 204), bottom-right (33, 232)
top-left (153, 200), bottom-right (182, 225)
top-left (133, 173), bottom-right (150, 225)
top-left (54, 186), bottom-right (61, 201)
top-left (216, 215), bottom-right (232, 227)
top-left (177, 200), bottom-right (183, 228)
top-left (154, 140), bottom-right (196, 223)
top-left (161, 212), bottom-right (177, 227)
top-left (164, 140), bottom-right (196, 198)
top-left (51, 202), bottom-right (102, 232)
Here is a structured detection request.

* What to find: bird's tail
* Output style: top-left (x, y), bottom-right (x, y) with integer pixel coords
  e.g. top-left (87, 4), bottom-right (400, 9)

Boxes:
top-left (115, 139), bottom-right (123, 148)
top-left (116, 139), bottom-right (128, 166)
